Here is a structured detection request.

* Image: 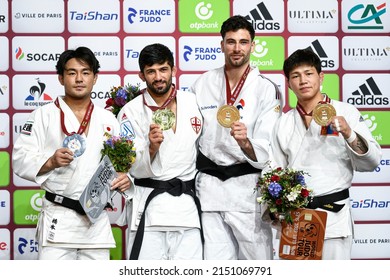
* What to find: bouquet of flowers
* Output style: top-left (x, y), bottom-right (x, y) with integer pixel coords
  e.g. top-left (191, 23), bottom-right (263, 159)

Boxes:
top-left (101, 132), bottom-right (136, 173)
top-left (256, 167), bottom-right (313, 224)
top-left (105, 83), bottom-right (141, 117)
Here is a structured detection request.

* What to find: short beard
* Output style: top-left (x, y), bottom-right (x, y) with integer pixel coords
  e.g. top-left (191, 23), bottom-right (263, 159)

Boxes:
top-left (147, 80), bottom-right (172, 96)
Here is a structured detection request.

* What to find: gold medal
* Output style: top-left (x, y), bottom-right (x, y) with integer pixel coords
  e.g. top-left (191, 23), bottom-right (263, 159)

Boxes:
top-left (217, 105), bottom-right (240, 128)
top-left (312, 103), bottom-right (336, 126)
top-left (152, 108), bottom-right (176, 130)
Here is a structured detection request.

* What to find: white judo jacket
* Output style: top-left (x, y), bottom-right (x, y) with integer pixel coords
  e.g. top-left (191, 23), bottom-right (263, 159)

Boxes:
top-left (117, 89), bottom-right (202, 231)
top-left (191, 66), bottom-right (282, 212)
top-left (13, 96), bottom-right (119, 248)
top-left (272, 98), bottom-right (382, 238)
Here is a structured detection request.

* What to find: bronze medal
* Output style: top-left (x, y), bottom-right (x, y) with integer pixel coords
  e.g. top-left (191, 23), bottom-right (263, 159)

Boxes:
top-left (312, 103), bottom-right (336, 126)
top-left (217, 105), bottom-right (240, 128)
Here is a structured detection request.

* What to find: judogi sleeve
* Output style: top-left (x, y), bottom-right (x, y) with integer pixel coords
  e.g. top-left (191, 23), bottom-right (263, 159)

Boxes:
top-left (344, 107), bottom-right (382, 171)
top-left (12, 108), bottom-right (55, 184)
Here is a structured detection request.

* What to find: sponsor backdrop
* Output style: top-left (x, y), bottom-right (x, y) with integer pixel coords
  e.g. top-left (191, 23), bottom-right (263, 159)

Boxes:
top-left (0, 0), bottom-right (389, 260)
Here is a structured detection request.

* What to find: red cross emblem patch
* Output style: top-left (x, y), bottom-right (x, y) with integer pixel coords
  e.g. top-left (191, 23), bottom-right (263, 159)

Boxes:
top-left (190, 116), bottom-right (201, 134)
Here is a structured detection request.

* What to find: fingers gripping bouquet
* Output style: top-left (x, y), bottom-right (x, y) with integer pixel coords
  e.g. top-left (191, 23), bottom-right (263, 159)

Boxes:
top-left (256, 167), bottom-right (313, 224)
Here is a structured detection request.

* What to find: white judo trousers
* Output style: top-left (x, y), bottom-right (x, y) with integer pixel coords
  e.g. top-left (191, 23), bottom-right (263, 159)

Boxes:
top-left (13, 96), bottom-right (120, 259)
top-left (117, 89), bottom-right (203, 260)
top-left (191, 66), bottom-right (282, 259)
top-left (272, 97), bottom-right (382, 259)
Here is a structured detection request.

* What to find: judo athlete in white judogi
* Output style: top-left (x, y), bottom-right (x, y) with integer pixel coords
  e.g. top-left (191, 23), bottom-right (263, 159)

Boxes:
top-left (271, 49), bottom-right (382, 259)
top-left (116, 43), bottom-right (203, 260)
top-left (190, 15), bottom-right (282, 260)
top-left (12, 47), bottom-right (131, 260)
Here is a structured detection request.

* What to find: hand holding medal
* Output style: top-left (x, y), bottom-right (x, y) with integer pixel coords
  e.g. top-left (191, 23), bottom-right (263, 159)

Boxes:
top-left (152, 108), bottom-right (176, 130)
top-left (55, 97), bottom-right (93, 158)
top-left (143, 84), bottom-right (177, 131)
top-left (217, 65), bottom-right (250, 128)
top-left (217, 105), bottom-right (240, 128)
top-left (312, 103), bottom-right (336, 126)
top-left (62, 133), bottom-right (86, 157)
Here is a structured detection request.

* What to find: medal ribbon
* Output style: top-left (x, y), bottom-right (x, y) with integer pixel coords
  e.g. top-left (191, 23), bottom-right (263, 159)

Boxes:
top-left (142, 84), bottom-right (177, 112)
top-left (296, 95), bottom-right (331, 119)
top-left (54, 97), bottom-right (94, 136)
top-left (224, 65), bottom-right (251, 106)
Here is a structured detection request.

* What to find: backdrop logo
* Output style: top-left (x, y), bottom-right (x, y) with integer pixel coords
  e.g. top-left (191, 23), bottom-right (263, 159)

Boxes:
top-left (363, 114), bottom-right (378, 132)
top-left (351, 198), bottom-right (390, 209)
top-left (245, 2), bottom-right (280, 31)
top-left (342, 36), bottom-right (390, 70)
top-left (305, 39), bottom-right (335, 68)
top-left (195, 2), bottom-right (213, 20)
top-left (252, 40), bottom-right (269, 58)
top-left (14, 47), bottom-right (60, 62)
top-left (183, 45), bottom-right (193, 62)
top-left (347, 3), bottom-right (386, 30)
top-left (289, 8), bottom-right (336, 20)
top-left (343, 46), bottom-right (389, 57)
top-left (250, 36), bottom-right (284, 70)
top-left (182, 44), bottom-right (220, 62)
top-left (347, 77), bottom-right (388, 106)
top-left (128, 7), bottom-right (137, 23)
top-left (17, 237), bottom-right (39, 255)
top-left (178, 0), bottom-right (229, 33)
top-left (361, 111), bottom-right (390, 145)
top-left (126, 7), bottom-right (171, 24)
top-left (13, 190), bottom-right (45, 225)
top-left (69, 10), bottom-right (119, 21)
top-left (24, 78), bottom-right (53, 107)
top-left (15, 47), bottom-right (24, 60)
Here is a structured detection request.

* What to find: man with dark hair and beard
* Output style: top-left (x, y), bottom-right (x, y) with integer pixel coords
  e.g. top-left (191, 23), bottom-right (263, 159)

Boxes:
top-left (116, 43), bottom-right (203, 260)
top-left (190, 15), bottom-right (282, 260)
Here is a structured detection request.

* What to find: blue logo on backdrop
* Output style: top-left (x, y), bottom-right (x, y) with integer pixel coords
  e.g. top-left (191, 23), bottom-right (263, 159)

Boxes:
top-left (126, 7), bottom-right (172, 24)
top-left (17, 237), bottom-right (38, 255)
top-left (69, 11), bottom-right (119, 21)
top-left (182, 45), bottom-right (221, 62)
top-left (373, 158), bottom-right (390, 172)
top-left (350, 198), bottom-right (390, 209)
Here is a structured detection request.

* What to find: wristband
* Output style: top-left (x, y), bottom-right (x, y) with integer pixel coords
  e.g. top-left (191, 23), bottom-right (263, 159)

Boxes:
top-left (346, 131), bottom-right (357, 144)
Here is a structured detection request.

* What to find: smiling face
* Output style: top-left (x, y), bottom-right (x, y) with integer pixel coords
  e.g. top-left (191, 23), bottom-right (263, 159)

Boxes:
top-left (58, 58), bottom-right (97, 101)
top-left (221, 28), bottom-right (254, 69)
top-left (138, 61), bottom-right (176, 97)
top-left (287, 64), bottom-right (324, 103)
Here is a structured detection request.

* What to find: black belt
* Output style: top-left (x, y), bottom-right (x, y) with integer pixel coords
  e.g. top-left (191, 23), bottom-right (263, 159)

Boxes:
top-left (196, 151), bottom-right (261, 181)
top-left (45, 191), bottom-right (86, 215)
top-left (307, 189), bottom-right (350, 213)
top-left (129, 178), bottom-right (203, 260)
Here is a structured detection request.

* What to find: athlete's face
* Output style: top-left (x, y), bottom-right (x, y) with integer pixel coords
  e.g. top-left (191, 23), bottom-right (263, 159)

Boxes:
top-left (287, 64), bottom-right (324, 102)
top-left (139, 62), bottom-right (176, 96)
top-left (58, 58), bottom-right (97, 101)
top-left (221, 29), bottom-right (254, 68)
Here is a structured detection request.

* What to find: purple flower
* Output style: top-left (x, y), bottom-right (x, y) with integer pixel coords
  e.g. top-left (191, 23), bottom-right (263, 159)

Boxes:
top-left (295, 174), bottom-right (305, 185)
top-left (268, 182), bottom-right (282, 198)
top-left (114, 96), bottom-right (127, 107)
top-left (116, 88), bottom-right (128, 99)
top-left (105, 138), bottom-right (114, 148)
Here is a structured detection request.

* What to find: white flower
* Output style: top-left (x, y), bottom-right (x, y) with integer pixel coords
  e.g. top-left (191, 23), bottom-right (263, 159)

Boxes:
top-left (256, 196), bottom-right (263, 203)
top-left (286, 190), bottom-right (299, 202)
